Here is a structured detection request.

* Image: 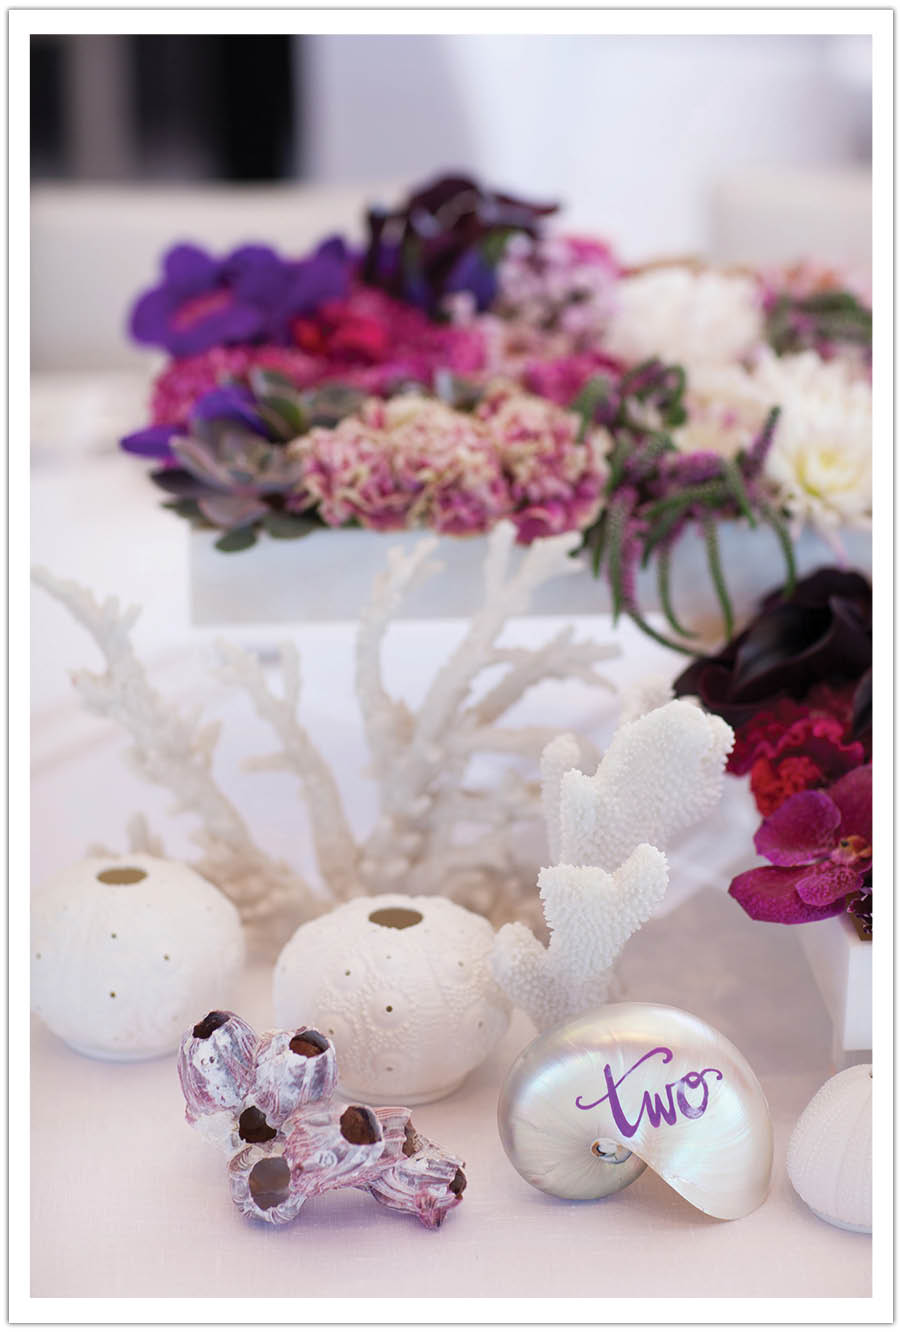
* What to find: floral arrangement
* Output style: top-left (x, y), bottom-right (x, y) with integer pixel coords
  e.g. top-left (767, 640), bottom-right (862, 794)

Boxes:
top-left (674, 568), bottom-right (872, 936)
top-left (121, 172), bottom-right (872, 645)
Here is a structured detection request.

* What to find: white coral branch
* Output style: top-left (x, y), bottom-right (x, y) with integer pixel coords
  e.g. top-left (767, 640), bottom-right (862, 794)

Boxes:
top-left (31, 567), bottom-right (315, 943)
top-left (214, 640), bottom-right (359, 901)
top-left (492, 844), bottom-right (669, 1031)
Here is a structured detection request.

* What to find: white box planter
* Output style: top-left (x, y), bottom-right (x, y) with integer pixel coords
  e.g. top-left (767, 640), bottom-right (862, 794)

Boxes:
top-left (189, 520), bottom-right (871, 628)
top-left (799, 911), bottom-right (872, 1063)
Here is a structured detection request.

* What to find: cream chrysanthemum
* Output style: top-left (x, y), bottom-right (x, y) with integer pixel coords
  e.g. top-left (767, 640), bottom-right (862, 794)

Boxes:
top-left (603, 264), bottom-right (764, 370)
top-left (675, 349), bottom-right (872, 536)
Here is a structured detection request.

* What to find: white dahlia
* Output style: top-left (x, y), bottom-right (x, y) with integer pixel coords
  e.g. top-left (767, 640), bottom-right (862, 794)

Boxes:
top-left (603, 264), bottom-right (764, 370)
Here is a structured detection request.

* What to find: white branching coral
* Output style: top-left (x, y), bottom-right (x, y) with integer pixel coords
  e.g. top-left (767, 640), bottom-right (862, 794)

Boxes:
top-left (491, 701), bottom-right (734, 1030)
top-left (33, 523), bottom-right (619, 950)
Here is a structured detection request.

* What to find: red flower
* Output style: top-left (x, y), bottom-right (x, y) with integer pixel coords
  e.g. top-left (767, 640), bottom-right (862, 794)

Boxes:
top-left (748, 715), bottom-right (865, 816)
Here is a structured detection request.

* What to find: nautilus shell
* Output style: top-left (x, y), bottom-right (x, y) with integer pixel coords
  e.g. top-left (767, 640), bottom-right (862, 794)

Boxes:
top-left (498, 1002), bottom-right (773, 1220)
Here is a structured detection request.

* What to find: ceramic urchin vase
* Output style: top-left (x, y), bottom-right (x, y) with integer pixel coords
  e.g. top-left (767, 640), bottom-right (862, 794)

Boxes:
top-left (273, 892), bottom-right (511, 1104)
top-left (787, 1063), bottom-right (872, 1233)
top-left (32, 854), bottom-right (245, 1060)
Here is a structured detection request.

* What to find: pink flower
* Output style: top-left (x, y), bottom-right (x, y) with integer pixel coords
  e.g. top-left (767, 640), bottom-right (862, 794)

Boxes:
top-left (475, 384), bottom-right (608, 540)
top-left (729, 765), bottom-right (872, 924)
top-left (292, 396), bottom-right (510, 535)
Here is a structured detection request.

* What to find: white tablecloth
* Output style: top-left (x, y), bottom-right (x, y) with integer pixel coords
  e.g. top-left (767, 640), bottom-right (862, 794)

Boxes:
top-left (28, 373), bottom-right (872, 1302)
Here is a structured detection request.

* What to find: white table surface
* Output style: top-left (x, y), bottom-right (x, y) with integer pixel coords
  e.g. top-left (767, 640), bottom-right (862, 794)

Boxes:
top-left (28, 373), bottom-right (872, 1302)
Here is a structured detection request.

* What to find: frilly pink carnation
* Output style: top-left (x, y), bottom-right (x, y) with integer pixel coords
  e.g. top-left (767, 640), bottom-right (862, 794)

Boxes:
top-left (291, 396), bottom-right (510, 535)
top-left (475, 384), bottom-right (608, 541)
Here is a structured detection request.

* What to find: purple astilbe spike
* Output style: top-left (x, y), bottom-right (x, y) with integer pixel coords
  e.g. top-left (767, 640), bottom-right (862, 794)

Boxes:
top-left (742, 406), bottom-right (781, 480)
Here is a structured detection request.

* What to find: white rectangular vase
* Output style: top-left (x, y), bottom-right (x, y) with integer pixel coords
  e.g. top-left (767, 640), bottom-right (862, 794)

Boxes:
top-left (189, 520), bottom-right (871, 628)
top-left (799, 912), bottom-right (872, 1066)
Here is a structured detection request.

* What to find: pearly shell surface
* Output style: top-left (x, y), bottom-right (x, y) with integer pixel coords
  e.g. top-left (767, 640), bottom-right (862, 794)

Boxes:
top-left (32, 855), bottom-right (245, 1060)
top-left (787, 1063), bottom-right (872, 1233)
top-left (498, 1001), bottom-right (773, 1220)
top-left (273, 893), bottom-right (511, 1103)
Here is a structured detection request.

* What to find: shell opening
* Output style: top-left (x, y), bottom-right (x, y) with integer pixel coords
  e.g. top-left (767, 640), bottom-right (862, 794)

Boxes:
top-left (238, 1106), bottom-right (277, 1144)
top-left (368, 907), bottom-right (423, 930)
top-left (340, 1106), bottom-right (381, 1145)
top-left (248, 1156), bottom-right (291, 1211)
top-left (192, 1011), bottom-right (230, 1040)
top-left (591, 1138), bottom-right (633, 1165)
top-left (96, 866), bottom-right (147, 885)
top-left (289, 1030), bottom-right (329, 1058)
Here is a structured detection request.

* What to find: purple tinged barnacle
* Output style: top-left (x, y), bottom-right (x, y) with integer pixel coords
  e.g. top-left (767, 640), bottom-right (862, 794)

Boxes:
top-left (228, 1141), bottom-right (305, 1225)
top-left (282, 1102), bottom-right (395, 1198)
top-left (252, 1027), bottom-right (337, 1125)
top-left (177, 1010), bottom-right (258, 1123)
top-left (365, 1127), bottom-right (467, 1229)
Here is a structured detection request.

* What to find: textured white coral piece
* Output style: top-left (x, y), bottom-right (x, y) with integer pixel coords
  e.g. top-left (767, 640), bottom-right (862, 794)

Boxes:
top-left (492, 700), bottom-right (734, 1030)
top-left (557, 701), bottom-right (733, 872)
top-left (492, 845), bottom-right (668, 1031)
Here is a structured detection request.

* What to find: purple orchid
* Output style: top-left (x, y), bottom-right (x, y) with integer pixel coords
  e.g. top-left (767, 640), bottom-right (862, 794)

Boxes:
top-left (729, 764), bottom-right (872, 924)
top-left (129, 237), bottom-right (353, 356)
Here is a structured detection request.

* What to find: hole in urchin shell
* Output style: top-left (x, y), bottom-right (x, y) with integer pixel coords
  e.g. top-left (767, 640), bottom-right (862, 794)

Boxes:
top-left (368, 907), bottom-right (423, 930)
top-left (97, 866), bottom-right (147, 885)
top-left (289, 1030), bottom-right (328, 1058)
top-left (248, 1156), bottom-right (291, 1211)
top-left (239, 1106), bottom-right (277, 1144)
top-left (340, 1106), bottom-right (380, 1145)
top-left (193, 1011), bottom-right (230, 1039)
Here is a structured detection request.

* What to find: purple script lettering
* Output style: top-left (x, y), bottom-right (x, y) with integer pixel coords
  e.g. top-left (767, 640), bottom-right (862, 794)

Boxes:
top-left (575, 1046), bottom-right (723, 1138)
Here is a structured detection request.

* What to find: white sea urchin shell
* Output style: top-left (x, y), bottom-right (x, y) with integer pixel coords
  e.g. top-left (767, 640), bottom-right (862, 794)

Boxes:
top-left (787, 1063), bottom-right (872, 1233)
top-left (273, 893), bottom-right (511, 1103)
top-left (32, 854), bottom-right (245, 1060)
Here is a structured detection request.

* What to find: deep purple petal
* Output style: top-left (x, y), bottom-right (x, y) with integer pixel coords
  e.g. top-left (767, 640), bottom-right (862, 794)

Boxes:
top-left (729, 865), bottom-right (847, 924)
top-left (444, 248), bottom-right (498, 310)
top-left (794, 862), bottom-right (863, 906)
top-left (129, 287), bottom-right (176, 345)
top-left (120, 424), bottom-right (182, 459)
top-left (753, 789), bottom-right (842, 866)
top-left (190, 384), bottom-right (271, 437)
top-left (162, 243), bottom-right (220, 292)
top-left (827, 763), bottom-right (873, 844)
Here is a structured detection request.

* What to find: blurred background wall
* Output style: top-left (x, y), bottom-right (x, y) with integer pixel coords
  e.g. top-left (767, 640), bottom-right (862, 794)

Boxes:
top-left (31, 32), bottom-right (872, 371)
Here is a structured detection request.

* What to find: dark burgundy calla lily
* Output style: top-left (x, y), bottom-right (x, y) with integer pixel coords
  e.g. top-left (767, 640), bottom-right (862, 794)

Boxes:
top-left (673, 567), bottom-right (872, 727)
top-left (363, 173), bottom-right (558, 315)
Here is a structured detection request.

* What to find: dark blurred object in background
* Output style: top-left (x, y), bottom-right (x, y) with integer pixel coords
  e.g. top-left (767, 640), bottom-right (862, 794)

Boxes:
top-left (31, 34), bottom-right (299, 181)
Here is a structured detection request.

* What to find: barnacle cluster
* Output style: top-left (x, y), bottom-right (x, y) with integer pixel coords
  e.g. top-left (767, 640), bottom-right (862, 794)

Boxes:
top-left (178, 1010), bottom-right (466, 1230)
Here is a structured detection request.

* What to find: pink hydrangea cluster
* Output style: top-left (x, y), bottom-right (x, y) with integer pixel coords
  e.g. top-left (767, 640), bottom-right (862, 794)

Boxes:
top-left (475, 383), bottom-right (608, 541)
top-left (290, 387), bottom-right (607, 542)
top-left (149, 286), bottom-right (487, 430)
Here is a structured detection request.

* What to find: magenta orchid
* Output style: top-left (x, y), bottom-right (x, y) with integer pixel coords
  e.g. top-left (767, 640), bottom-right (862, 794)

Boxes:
top-left (729, 764), bottom-right (872, 925)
